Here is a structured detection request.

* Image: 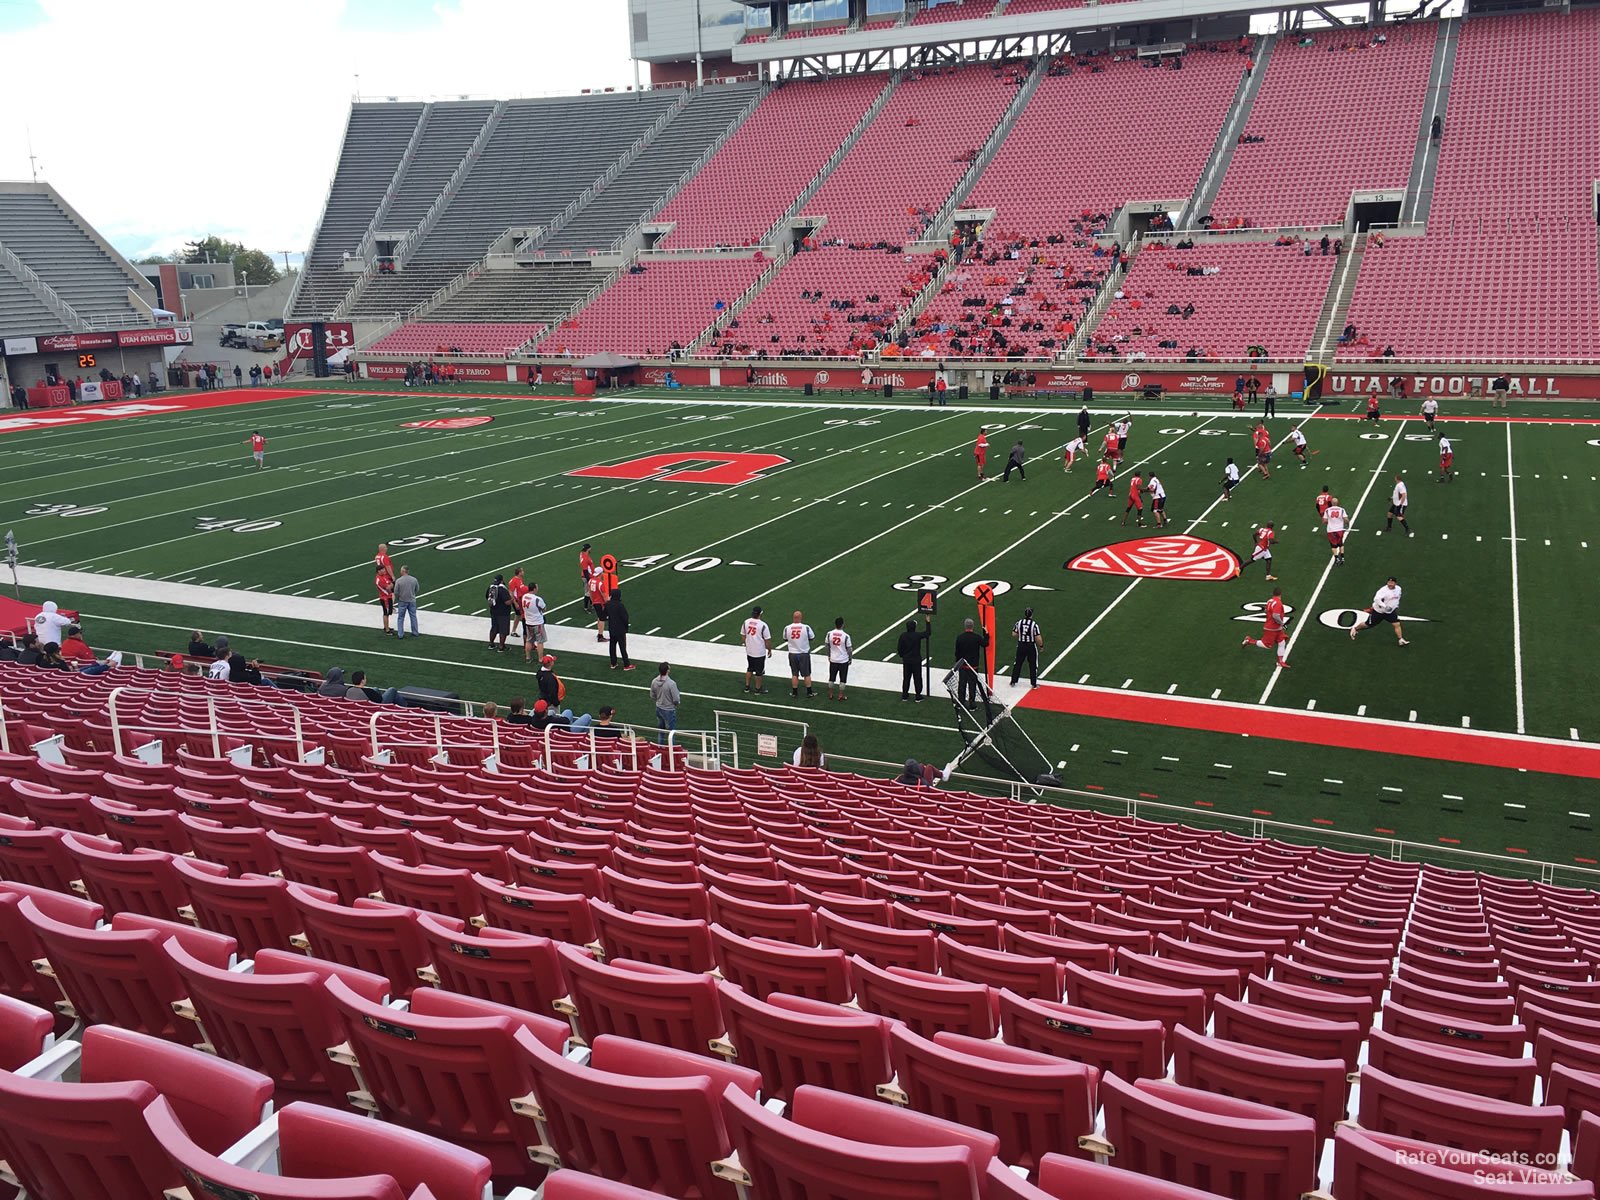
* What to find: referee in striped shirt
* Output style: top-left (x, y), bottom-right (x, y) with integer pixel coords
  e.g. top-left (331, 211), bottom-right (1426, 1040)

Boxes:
top-left (1009, 608), bottom-right (1044, 687)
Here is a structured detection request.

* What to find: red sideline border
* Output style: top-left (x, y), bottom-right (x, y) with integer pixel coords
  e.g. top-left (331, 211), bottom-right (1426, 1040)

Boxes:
top-left (1317, 412), bottom-right (1600, 426)
top-left (0, 388), bottom-right (314, 436)
top-left (1017, 682), bottom-right (1600, 780)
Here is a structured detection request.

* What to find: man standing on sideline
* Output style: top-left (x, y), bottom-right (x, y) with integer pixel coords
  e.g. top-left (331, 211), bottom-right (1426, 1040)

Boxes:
top-left (579, 544), bottom-right (596, 612)
top-left (1263, 384), bottom-right (1277, 418)
top-left (824, 617), bottom-right (852, 702)
top-left (1242, 586), bottom-right (1291, 668)
top-left (485, 574), bottom-right (513, 653)
top-left (1350, 576), bottom-right (1409, 646)
top-left (606, 588), bottom-right (633, 670)
top-left (651, 662), bottom-right (681, 746)
top-left (1077, 403), bottom-right (1092, 445)
top-left (246, 430), bottom-right (265, 469)
top-left (376, 562), bottom-right (395, 636)
top-left (1002, 439), bottom-right (1026, 482)
top-left (375, 543), bottom-right (393, 577)
top-left (507, 568), bottom-right (528, 638)
top-left (741, 606), bottom-right (772, 694)
top-left (587, 568), bottom-right (610, 642)
top-left (393, 566), bottom-right (420, 638)
top-left (1385, 473), bottom-right (1413, 537)
top-left (897, 618), bottom-right (929, 701)
top-left (784, 611), bottom-right (817, 699)
top-left (953, 617), bottom-right (989, 709)
top-left (1009, 607), bottom-right (1043, 687)
top-left (233, 364), bottom-right (243, 387)
top-left (521, 581), bottom-right (547, 662)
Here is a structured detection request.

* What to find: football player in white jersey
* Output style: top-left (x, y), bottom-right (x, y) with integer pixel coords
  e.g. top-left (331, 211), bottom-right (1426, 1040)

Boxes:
top-left (783, 611), bottom-right (817, 699)
top-left (824, 617), bottom-right (854, 702)
top-left (1385, 474), bottom-right (1412, 537)
top-left (1350, 576), bottom-right (1409, 645)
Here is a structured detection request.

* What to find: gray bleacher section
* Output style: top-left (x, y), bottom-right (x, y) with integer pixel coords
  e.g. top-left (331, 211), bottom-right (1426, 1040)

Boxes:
top-left (380, 101), bottom-right (497, 234)
top-left (429, 262), bottom-right (600, 323)
top-left (0, 187), bottom-right (149, 327)
top-left (351, 92), bottom-right (680, 317)
top-left (540, 84), bottom-right (761, 254)
top-left (291, 103), bottom-right (425, 318)
top-left (0, 265), bottom-right (58, 336)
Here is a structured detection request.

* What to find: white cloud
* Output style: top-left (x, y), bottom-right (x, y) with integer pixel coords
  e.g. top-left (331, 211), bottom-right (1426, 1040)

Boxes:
top-left (0, 0), bottom-right (635, 260)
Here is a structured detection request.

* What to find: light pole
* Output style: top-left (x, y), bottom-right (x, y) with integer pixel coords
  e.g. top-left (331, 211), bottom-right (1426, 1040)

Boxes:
top-left (242, 271), bottom-right (251, 319)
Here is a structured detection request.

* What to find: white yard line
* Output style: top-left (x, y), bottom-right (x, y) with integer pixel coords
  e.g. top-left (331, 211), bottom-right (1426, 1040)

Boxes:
top-left (1506, 422), bottom-right (1526, 733)
top-left (851, 417), bottom-right (1223, 655)
top-left (1258, 419), bottom-right (1408, 706)
top-left (1040, 412), bottom-right (1320, 680)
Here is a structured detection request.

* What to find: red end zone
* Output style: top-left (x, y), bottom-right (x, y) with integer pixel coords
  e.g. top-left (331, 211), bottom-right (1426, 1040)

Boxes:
top-left (0, 388), bottom-right (313, 436)
top-left (1018, 683), bottom-right (1600, 780)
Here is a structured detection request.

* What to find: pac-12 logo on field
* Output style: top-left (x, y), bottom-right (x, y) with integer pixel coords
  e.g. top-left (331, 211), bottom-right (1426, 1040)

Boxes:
top-left (402, 416), bottom-right (493, 429)
top-left (1065, 536), bottom-right (1241, 582)
top-left (568, 451), bottom-right (790, 486)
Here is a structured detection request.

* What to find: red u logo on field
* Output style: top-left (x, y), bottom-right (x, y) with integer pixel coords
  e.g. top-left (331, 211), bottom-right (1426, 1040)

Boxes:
top-left (568, 451), bottom-right (790, 486)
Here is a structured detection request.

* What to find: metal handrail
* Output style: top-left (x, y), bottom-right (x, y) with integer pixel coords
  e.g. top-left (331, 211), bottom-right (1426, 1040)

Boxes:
top-left (0, 239), bottom-right (84, 329)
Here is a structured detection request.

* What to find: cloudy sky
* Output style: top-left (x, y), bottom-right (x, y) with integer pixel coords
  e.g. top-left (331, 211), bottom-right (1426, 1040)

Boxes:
top-left (0, 0), bottom-right (636, 263)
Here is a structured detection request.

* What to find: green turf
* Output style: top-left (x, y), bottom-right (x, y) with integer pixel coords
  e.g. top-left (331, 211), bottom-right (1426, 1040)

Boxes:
top-left (7, 380), bottom-right (1599, 876)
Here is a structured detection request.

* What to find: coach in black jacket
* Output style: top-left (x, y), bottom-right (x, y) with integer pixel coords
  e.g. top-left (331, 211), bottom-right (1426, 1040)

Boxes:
top-left (952, 619), bottom-right (989, 707)
top-left (897, 618), bottom-right (930, 701)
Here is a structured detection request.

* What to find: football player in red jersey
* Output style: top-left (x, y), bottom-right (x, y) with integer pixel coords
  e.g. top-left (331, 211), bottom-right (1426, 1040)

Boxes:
top-left (374, 543), bottom-right (393, 576)
top-left (974, 429), bottom-right (988, 481)
top-left (1102, 428), bottom-right (1120, 466)
top-left (1242, 522), bottom-right (1278, 581)
top-left (1252, 422), bottom-right (1273, 479)
top-left (1092, 457), bottom-right (1114, 498)
top-left (1242, 586), bottom-right (1291, 668)
top-left (1314, 485), bottom-right (1334, 521)
top-left (1121, 470), bottom-right (1146, 527)
top-left (376, 566), bottom-right (395, 636)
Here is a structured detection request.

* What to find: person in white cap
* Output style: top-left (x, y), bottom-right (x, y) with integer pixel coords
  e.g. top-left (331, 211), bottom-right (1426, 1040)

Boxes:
top-left (33, 601), bottom-right (72, 647)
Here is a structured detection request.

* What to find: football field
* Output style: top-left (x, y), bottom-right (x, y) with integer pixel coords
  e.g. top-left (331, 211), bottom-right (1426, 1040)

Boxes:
top-left (5, 379), bottom-right (1599, 872)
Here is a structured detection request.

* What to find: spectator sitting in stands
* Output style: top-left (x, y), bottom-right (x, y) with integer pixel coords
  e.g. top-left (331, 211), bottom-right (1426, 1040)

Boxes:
top-left (1382, 345), bottom-right (1396, 359)
top-left (38, 643), bottom-right (71, 671)
top-left (506, 697), bottom-right (535, 726)
top-left (318, 667), bottom-right (348, 697)
top-left (79, 651), bottom-right (124, 677)
top-left (14, 633), bottom-right (41, 666)
top-left (208, 655), bottom-right (230, 681)
top-left (1340, 322), bottom-right (1358, 345)
top-left (481, 701), bottom-right (498, 720)
top-left (187, 630), bottom-right (215, 658)
top-left (345, 670), bottom-right (374, 701)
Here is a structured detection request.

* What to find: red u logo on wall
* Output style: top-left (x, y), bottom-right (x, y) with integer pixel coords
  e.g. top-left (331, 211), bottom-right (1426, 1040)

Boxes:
top-left (567, 451), bottom-right (790, 486)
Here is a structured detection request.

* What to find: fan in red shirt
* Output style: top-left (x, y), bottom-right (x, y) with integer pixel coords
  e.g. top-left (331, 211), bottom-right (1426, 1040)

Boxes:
top-left (246, 432), bottom-right (266, 469)
top-left (974, 430), bottom-right (988, 481)
top-left (374, 543), bottom-right (393, 577)
top-left (1314, 486), bottom-right (1334, 520)
top-left (1091, 458), bottom-right (1115, 498)
top-left (1121, 470), bottom-right (1146, 527)
top-left (1242, 521), bottom-right (1278, 581)
top-left (376, 567), bottom-right (395, 636)
top-left (1241, 586), bottom-right (1291, 668)
top-left (1364, 392), bottom-right (1382, 422)
top-left (507, 567), bottom-right (528, 637)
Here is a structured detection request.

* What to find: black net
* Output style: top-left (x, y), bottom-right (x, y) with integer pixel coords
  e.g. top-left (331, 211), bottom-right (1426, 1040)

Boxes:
top-left (941, 668), bottom-right (1058, 789)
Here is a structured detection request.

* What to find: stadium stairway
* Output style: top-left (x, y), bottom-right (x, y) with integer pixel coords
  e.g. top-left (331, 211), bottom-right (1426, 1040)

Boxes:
top-left (1179, 33), bottom-right (1276, 229)
top-left (1063, 236), bottom-right (1148, 358)
top-left (1308, 231), bottom-right (1368, 363)
top-left (1401, 16), bottom-right (1460, 225)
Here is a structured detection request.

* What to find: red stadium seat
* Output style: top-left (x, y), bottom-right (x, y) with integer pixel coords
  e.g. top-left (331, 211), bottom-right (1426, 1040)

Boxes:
top-left (415, 913), bottom-right (567, 1016)
top-left (1211, 994), bottom-right (1365, 1073)
top-left (1170, 1024), bottom-right (1347, 1142)
top-left (715, 982), bottom-right (893, 1101)
top-left (998, 988), bottom-right (1167, 1080)
top-left (985, 1155), bottom-right (1244, 1200)
top-left (325, 980), bottom-right (566, 1187)
top-left (886, 1026), bottom-right (1099, 1171)
top-left (0, 994), bottom-right (53, 1070)
top-left (720, 1082), bottom-right (997, 1200)
top-left (1330, 1125), bottom-right (1592, 1199)
top-left (515, 1030), bottom-right (760, 1199)
top-left (171, 857), bottom-right (300, 955)
top-left (558, 942), bottom-right (723, 1056)
top-left (0, 1025), bottom-right (272, 1200)
top-left (1366, 1027), bottom-right (1537, 1103)
top-left (1353, 1064), bottom-right (1565, 1163)
top-left (144, 1096), bottom-right (497, 1200)
top-left (1064, 962), bottom-right (1206, 1037)
top-left (591, 898), bottom-right (715, 971)
top-left (167, 939), bottom-right (390, 1106)
top-left (473, 874), bottom-right (597, 943)
top-left (851, 956), bottom-right (997, 1038)
top-left (818, 908), bottom-right (938, 971)
top-left (936, 935), bottom-right (1064, 999)
top-left (1095, 1075), bottom-right (1319, 1200)
top-left (285, 882), bottom-right (437, 997)
top-left (710, 923), bottom-right (854, 1003)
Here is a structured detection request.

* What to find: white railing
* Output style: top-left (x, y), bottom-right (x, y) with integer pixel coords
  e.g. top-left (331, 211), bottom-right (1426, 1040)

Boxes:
top-left (0, 240), bottom-right (83, 329)
top-left (689, 244), bottom-right (794, 352)
top-left (355, 101), bottom-right (437, 262)
top-left (602, 83), bottom-right (770, 255)
top-left (105, 686), bottom-right (306, 762)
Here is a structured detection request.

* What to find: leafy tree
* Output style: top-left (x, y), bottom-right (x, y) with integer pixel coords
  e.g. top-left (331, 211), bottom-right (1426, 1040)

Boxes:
top-left (232, 247), bottom-right (281, 286)
top-left (181, 235), bottom-right (246, 265)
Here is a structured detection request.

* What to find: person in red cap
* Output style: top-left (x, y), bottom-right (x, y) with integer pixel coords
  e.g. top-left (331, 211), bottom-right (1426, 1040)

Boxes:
top-left (168, 653), bottom-right (185, 673)
top-left (536, 654), bottom-right (563, 709)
